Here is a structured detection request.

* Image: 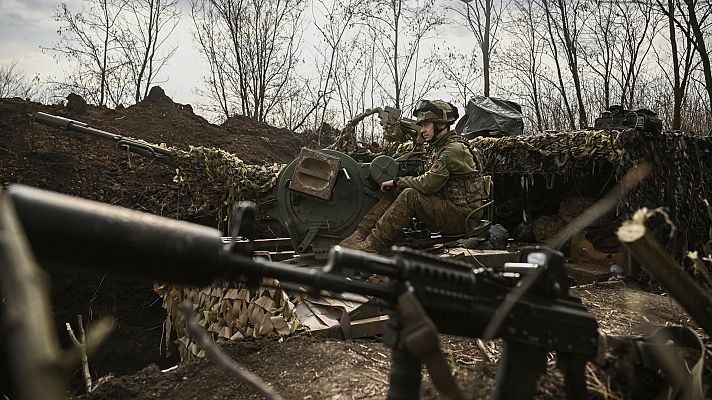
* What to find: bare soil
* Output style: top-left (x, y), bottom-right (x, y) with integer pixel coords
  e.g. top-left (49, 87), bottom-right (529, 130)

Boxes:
top-left (0, 92), bottom-right (708, 399)
top-left (84, 283), bottom-right (703, 400)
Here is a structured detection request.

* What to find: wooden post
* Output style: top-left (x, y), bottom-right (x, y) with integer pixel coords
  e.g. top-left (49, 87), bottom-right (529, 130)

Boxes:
top-left (617, 214), bottom-right (712, 336)
top-left (0, 193), bottom-right (66, 399)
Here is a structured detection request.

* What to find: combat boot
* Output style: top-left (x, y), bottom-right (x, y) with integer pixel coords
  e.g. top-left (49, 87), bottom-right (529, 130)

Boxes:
top-left (340, 234), bottom-right (383, 253)
top-left (338, 193), bottom-right (394, 248)
top-left (337, 227), bottom-right (369, 248)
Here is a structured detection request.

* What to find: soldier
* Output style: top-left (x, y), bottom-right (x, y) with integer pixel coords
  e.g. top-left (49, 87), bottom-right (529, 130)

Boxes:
top-left (339, 99), bottom-right (488, 253)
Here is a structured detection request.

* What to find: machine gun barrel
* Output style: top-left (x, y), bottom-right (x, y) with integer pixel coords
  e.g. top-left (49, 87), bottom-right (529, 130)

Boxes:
top-left (33, 112), bottom-right (176, 167)
top-left (7, 184), bottom-right (393, 299)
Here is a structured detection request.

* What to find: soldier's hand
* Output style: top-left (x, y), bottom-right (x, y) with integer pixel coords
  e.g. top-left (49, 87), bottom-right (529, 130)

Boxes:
top-left (380, 180), bottom-right (396, 192)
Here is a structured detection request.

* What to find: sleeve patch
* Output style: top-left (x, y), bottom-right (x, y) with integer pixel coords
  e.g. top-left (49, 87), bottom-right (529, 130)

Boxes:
top-left (436, 153), bottom-right (453, 174)
top-left (430, 160), bottom-right (445, 172)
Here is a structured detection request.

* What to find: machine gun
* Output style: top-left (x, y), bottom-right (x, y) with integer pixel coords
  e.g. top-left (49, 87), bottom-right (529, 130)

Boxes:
top-left (31, 112), bottom-right (400, 257)
top-left (593, 105), bottom-right (663, 135)
top-left (378, 106), bottom-right (421, 144)
top-left (7, 184), bottom-right (599, 400)
top-left (331, 106), bottom-right (421, 148)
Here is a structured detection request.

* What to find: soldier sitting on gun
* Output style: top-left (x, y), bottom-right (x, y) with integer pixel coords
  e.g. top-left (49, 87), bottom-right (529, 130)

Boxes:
top-left (339, 99), bottom-right (488, 253)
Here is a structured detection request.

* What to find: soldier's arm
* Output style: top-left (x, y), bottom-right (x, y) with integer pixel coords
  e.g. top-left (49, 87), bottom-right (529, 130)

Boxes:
top-left (397, 153), bottom-right (450, 195)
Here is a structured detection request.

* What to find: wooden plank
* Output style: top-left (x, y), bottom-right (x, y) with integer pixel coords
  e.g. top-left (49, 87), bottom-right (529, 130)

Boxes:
top-left (349, 315), bottom-right (389, 338)
top-left (309, 315), bottom-right (389, 338)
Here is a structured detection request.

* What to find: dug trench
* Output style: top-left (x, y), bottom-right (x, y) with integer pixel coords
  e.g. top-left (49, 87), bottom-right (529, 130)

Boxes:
top-left (0, 90), bottom-right (305, 397)
top-left (0, 93), bottom-right (707, 399)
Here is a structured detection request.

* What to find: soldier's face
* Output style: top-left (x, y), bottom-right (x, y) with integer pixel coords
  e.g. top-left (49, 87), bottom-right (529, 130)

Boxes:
top-left (420, 121), bottom-right (435, 141)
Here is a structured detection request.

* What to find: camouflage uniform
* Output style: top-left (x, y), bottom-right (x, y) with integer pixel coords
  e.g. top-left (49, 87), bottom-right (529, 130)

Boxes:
top-left (341, 130), bottom-right (487, 252)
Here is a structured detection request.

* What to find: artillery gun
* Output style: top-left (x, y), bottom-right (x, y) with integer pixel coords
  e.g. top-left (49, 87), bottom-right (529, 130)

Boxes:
top-left (32, 109), bottom-right (455, 259)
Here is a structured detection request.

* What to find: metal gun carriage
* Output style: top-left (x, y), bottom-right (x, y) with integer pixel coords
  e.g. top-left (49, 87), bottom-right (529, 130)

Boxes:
top-left (32, 111), bottom-right (492, 259)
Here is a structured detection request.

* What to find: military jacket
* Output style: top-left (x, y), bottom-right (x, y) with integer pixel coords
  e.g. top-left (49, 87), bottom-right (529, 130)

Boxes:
top-left (398, 131), bottom-right (487, 214)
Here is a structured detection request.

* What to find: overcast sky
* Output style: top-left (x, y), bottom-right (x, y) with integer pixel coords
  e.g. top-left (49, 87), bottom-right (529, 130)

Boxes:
top-left (0, 0), bottom-right (209, 106)
top-left (0, 0), bottom-right (473, 122)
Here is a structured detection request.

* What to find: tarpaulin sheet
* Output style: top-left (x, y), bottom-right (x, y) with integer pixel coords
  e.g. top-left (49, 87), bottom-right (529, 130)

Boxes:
top-left (456, 96), bottom-right (524, 137)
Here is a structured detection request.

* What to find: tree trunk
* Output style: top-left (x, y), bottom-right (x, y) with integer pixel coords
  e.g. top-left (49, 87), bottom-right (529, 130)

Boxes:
top-left (135, 0), bottom-right (157, 103)
top-left (393, 0), bottom-right (401, 109)
top-left (553, 0), bottom-right (587, 128)
top-left (482, 0), bottom-right (491, 97)
top-left (542, 0), bottom-right (575, 129)
top-left (100, 0), bottom-right (109, 106)
top-left (684, 0), bottom-right (712, 116)
top-left (617, 218), bottom-right (712, 336)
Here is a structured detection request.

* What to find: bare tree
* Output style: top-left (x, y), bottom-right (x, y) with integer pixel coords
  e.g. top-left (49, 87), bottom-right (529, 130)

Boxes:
top-left (332, 35), bottom-right (376, 129)
top-left (190, 0), bottom-right (305, 123)
top-left (502, 0), bottom-right (546, 131)
top-left (450, 0), bottom-right (505, 97)
top-left (434, 48), bottom-right (480, 107)
top-left (359, 0), bottom-right (445, 111)
top-left (611, 1), bottom-right (660, 109)
top-left (118, 0), bottom-right (180, 104)
top-left (191, 3), bottom-right (231, 118)
top-left (541, 0), bottom-right (588, 128)
top-left (46, 0), bottom-right (130, 106)
top-left (581, 0), bottom-right (616, 110)
top-left (653, 0), bottom-right (697, 130)
top-left (538, 0), bottom-right (575, 129)
top-left (538, 80), bottom-right (573, 131)
top-left (291, 0), bottom-right (364, 133)
top-left (683, 0), bottom-right (712, 110)
top-left (0, 60), bottom-right (38, 99)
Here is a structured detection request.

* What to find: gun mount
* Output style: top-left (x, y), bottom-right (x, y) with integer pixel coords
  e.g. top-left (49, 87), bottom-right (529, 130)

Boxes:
top-left (263, 147), bottom-right (399, 257)
top-left (31, 112), bottom-right (405, 258)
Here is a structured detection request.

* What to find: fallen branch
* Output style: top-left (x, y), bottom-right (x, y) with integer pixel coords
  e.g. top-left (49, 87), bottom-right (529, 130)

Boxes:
top-left (61, 316), bottom-right (114, 374)
top-left (0, 193), bottom-right (65, 399)
top-left (66, 315), bottom-right (105, 393)
top-left (617, 210), bottom-right (712, 336)
top-left (476, 339), bottom-right (495, 363)
top-left (182, 302), bottom-right (286, 400)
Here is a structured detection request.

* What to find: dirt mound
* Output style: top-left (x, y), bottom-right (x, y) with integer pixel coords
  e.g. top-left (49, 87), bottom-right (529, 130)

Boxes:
top-left (220, 114), bottom-right (304, 162)
top-left (0, 90), bottom-right (304, 223)
top-left (0, 90), bottom-right (306, 398)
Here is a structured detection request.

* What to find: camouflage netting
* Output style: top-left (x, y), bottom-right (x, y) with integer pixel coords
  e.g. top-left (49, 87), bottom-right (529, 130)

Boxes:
top-left (169, 128), bottom-right (712, 260)
top-left (465, 129), bottom-right (712, 259)
top-left (384, 129), bottom-right (712, 258)
top-left (173, 146), bottom-right (284, 230)
top-left (157, 148), bottom-right (294, 360)
top-left (468, 129), bottom-right (631, 174)
top-left (154, 279), bottom-right (301, 361)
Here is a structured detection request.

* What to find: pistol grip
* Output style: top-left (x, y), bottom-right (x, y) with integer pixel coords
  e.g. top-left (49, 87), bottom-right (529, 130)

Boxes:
top-left (491, 341), bottom-right (547, 400)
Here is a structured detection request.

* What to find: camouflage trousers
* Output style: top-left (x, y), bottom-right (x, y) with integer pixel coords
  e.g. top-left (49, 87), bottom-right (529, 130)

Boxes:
top-left (360, 188), bottom-right (483, 247)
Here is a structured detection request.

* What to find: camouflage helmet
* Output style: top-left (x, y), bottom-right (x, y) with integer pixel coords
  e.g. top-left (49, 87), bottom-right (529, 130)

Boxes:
top-left (413, 99), bottom-right (459, 126)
